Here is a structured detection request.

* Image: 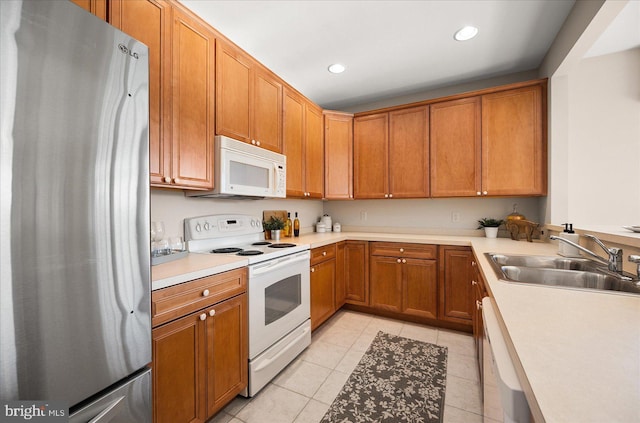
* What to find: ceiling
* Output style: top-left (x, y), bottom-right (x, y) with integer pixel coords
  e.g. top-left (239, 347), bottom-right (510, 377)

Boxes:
top-left (180, 0), bottom-right (576, 110)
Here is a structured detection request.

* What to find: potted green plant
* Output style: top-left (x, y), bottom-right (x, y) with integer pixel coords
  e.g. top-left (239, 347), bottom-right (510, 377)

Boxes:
top-left (477, 218), bottom-right (504, 238)
top-left (263, 216), bottom-right (285, 241)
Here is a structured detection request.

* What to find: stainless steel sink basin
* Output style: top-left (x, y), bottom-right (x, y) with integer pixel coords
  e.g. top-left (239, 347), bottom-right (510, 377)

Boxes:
top-left (486, 253), bottom-right (640, 295)
top-left (489, 253), bottom-right (602, 271)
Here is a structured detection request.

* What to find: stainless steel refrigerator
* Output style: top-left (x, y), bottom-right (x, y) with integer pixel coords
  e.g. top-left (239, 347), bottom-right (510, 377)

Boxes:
top-left (1, 0), bottom-right (151, 421)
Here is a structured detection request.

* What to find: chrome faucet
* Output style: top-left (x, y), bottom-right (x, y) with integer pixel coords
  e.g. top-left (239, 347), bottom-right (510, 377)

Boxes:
top-left (549, 234), bottom-right (623, 273)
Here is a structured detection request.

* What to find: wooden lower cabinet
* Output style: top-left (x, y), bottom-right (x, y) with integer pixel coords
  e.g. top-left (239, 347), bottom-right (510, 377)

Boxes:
top-left (344, 241), bottom-right (369, 305)
top-left (471, 258), bottom-right (488, 382)
top-left (310, 259), bottom-right (336, 331)
top-left (151, 268), bottom-right (247, 423)
top-left (335, 241), bottom-right (347, 308)
top-left (439, 246), bottom-right (474, 325)
top-left (369, 244), bottom-right (438, 319)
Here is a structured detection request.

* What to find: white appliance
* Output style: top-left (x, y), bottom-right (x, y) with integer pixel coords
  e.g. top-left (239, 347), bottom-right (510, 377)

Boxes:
top-left (185, 214), bottom-right (311, 396)
top-left (482, 297), bottom-right (530, 423)
top-left (186, 135), bottom-right (286, 199)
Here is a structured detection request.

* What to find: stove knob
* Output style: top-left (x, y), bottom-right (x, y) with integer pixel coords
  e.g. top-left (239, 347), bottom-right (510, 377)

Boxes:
top-left (204, 222), bottom-right (210, 231)
top-left (195, 223), bottom-right (201, 232)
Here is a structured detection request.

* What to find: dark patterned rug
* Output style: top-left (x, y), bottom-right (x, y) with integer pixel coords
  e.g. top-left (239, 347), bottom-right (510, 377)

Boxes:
top-left (320, 331), bottom-right (448, 423)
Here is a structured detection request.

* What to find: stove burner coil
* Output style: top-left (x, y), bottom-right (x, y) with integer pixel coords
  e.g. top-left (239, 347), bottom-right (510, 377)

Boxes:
top-left (237, 250), bottom-right (263, 256)
top-left (211, 247), bottom-right (243, 254)
top-left (268, 243), bottom-right (296, 248)
top-left (252, 241), bottom-right (272, 246)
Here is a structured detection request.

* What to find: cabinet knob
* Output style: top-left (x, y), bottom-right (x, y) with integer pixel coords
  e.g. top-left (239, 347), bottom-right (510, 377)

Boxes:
top-left (384, 194), bottom-right (389, 198)
top-left (476, 300), bottom-right (482, 310)
top-left (389, 194), bottom-right (393, 198)
top-left (349, 195), bottom-right (353, 198)
top-left (471, 261), bottom-right (476, 267)
top-left (402, 259), bottom-right (406, 264)
top-left (399, 248), bottom-right (404, 253)
top-left (483, 191), bottom-right (488, 195)
top-left (397, 258), bottom-right (401, 263)
top-left (256, 141), bottom-right (261, 146)
top-left (209, 309), bottom-right (216, 317)
top-left (164, 176), bottom-right (171, 183)
top-left (471, 280), bottom-right (478, 286)
top-left (202, 289), bottom-right (210, 297)
top-left (199, 313), bottom-right (207, 321)
top-left (251, 140), bottom-right (256, 145)
top-left (311, 267), bottom-right (315, 273)
top-left (322, 251), bottom-right (327, 256)
top-left (476, 191), bottom-right (481, 196)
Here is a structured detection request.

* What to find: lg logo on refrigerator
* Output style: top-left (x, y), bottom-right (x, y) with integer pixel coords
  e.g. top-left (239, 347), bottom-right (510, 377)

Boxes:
top-left (118, 44), bottom-right (139, 59)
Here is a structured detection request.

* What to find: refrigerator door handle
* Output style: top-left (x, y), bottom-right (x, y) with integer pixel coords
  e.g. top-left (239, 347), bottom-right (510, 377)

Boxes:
top-left (88, 396), bottom-right (125, 423)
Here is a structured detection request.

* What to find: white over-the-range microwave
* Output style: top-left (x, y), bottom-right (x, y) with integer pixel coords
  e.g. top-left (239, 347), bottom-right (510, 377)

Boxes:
top-left (187, 135), bottom-right (286, 199)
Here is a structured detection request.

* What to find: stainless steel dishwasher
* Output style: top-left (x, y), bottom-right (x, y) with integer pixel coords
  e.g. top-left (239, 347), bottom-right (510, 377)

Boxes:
top-left (482, 297), bottom-right (530, 423)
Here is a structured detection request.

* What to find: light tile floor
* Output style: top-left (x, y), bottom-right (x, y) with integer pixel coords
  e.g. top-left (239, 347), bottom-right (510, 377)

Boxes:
top-left (209, 310), bottom-right (495, 423)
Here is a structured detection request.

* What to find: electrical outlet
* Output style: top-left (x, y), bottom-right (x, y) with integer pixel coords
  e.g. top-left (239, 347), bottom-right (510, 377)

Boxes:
top-left (451, 212), bottom-right (461, 223)
top-left (360, 211), bottom-right (368, 221)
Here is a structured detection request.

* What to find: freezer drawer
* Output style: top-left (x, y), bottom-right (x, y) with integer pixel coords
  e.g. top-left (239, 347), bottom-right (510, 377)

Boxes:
top-left (70, 368), bottom-right (151, 423)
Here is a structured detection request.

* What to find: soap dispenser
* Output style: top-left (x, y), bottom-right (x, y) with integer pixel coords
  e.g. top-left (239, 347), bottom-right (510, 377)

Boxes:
top-left (558, 223), bottom-right (581, 257)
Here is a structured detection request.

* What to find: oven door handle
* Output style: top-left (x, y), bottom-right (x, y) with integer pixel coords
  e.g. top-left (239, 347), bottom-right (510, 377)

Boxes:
top-left (250, 251), bottom-right (310, 276)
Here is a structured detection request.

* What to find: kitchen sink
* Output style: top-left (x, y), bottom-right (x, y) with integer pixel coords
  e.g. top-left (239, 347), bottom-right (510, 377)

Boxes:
top-left (486, 253), bottom-right (640, 295)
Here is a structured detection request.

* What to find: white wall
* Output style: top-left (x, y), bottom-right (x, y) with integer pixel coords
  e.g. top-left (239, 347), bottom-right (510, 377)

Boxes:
top-left (565, 48), bottom-right (640, 225)
top-left (324, 197), bottom-right (541, 233)
top-left (150, 190), bottom-right (324, 240)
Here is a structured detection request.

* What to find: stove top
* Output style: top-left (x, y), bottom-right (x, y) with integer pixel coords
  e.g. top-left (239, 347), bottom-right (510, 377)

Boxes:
top-left (185, 214), bottom-right (309, 264)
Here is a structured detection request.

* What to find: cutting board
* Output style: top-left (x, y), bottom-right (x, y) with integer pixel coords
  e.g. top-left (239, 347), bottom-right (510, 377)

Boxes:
top-left (262, 210), bottom-right (287, 224)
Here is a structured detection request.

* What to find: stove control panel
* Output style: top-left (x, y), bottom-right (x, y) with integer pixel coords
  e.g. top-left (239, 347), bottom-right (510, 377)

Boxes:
top-left (185, 214), bottom-right (263, 241)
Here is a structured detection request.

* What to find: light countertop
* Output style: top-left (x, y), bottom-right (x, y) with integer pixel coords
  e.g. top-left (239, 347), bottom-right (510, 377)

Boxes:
top-left (151, 231), bottom-right (640, 423)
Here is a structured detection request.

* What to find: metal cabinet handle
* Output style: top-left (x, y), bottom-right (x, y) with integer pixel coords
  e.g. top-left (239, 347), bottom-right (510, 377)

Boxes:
top-left (202, 289), bottom-right (210, 297)
top-left (199, 313), bottom-right (207, 321)
top-left (209, 309), bottom-right (216, 317)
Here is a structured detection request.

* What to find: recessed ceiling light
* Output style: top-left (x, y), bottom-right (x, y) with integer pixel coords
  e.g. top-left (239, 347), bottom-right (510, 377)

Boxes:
top-left (454, 26), bottom-right (478, 41)
top-left (328, 63), bottom-right (346, 74)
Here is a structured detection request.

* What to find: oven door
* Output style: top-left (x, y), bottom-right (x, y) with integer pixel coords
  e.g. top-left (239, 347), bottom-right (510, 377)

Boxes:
top-left (248, 250), bottom-right (310, 359)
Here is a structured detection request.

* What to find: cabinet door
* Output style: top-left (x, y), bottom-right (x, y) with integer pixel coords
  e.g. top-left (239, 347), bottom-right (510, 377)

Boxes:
top-left (171, 6), bottom-right (215, 189)
top-left (283, 89), bottom-right (305, 198)
top-left (335, 242), bottom-right (346, 309)
top-left (389, 106), bottom-right (429, 198)
top-left (324, 112), bottom-right (353, 200)
top-left (305, 103), bottom-right (324, 198)
top-left (153, 312), bottom-right (206, 423)
top-left (354, 114), bottom-right (388, 199)
top-left (70, 0), bottom-right (107, 20)
top-left (252, 68), bottom-right (282, 152)
top-left (430, 97), bottom-right (481, 197)
top-left (110, 0), bottom-right (172, 187)
top-left (344, 241), bottom-right (369, 305)
top-left (206, 294), bottom-right (247, 417)
top-left (216, 42), bottom-right (251, 142)
top-left (369, 256), bottom-right (402, 313)
top-left (482, 85), bottom-right (546, 195)
top-left (403, 258), bottom-right (438, 320)
top-left (439, 247), bottom-right (473, 325)
top-left (310, 259), bottom-right (336, 331)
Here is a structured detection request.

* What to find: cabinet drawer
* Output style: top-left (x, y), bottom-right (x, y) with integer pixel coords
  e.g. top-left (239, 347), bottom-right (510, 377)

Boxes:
top-left (311, 244), bottom-right (337, 265)
top-left (152, 267), bottom-right (247, 327)
top-left (370, 242), bottom-right (437, 259)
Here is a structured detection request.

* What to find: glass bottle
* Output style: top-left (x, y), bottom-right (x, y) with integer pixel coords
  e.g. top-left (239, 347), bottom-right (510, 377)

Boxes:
top-left (285, 212), bottom-right (293, 237)
top-left (293, 212), bottom-right (300, 237)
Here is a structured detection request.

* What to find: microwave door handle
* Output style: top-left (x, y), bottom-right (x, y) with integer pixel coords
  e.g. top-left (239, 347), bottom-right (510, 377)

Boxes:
top-left (251, 252), bottom-right (308, 276)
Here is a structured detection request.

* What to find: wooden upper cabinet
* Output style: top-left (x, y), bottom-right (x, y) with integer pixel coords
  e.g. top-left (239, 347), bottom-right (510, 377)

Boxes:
top-left (170, 5), bottom-right (215, 189)
top-left (216, 42), bottom-right (283, 152)
top-left (283, 88), bottom-right (305, 197)
top-left (252, 68), bottom-right (283, 152)
top-left (324, 111), bottom-right (353, 200)
top-left (388, 106), bottom-right (429, 198)
top-left (110, 0), bottom-right (172, 187)
top-left (216, 42), bottom-right (251, 142)
top-left (70, 0), bottom-right (107, 20)
top-left (430, 97), bottom-right (482, 197)
top-left (482, 84), bottom-right (546, 196)
top-left (353, 113), bottom-right (389, 199)
top-left (305, 103), bottom-right (324, 198)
